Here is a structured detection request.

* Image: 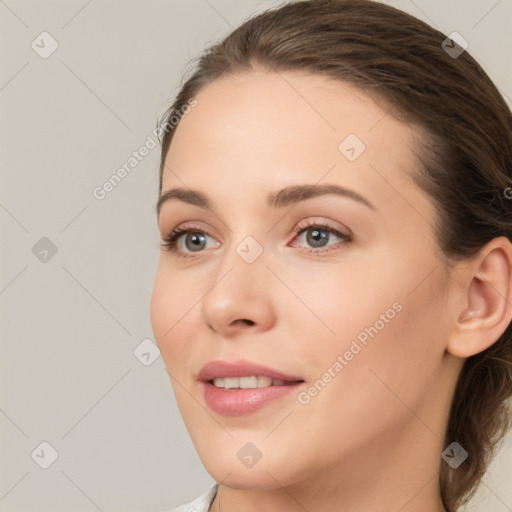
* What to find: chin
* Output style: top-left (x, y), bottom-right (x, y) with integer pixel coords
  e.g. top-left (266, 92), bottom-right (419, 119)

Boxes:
top-left (203, 459), bottom-right (289, 491)
top-left (191, 431), bottom-right (307, 491)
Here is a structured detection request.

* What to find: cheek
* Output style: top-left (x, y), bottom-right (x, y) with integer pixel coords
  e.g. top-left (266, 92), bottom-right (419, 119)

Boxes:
top-left (312, 269), bottom-right (448, 421)
top-left (150, 263), bottom-right (200, 372)
top-left (281, 282), bottom-right (448, 469)
top-left (293, 256), bottom-right (449, 405)
top-left (284, 263), bottom-right (401, 360)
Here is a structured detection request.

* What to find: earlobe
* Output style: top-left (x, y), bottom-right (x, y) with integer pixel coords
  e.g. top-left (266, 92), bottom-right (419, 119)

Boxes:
top-left (447, 236), bottom-right (512, 358)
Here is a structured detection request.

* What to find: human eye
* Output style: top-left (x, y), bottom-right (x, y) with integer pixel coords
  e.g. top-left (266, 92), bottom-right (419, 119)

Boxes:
top-left (289, 219), bottom-right (352, 255)
top-left (160, 223), bottom-right (220, 258)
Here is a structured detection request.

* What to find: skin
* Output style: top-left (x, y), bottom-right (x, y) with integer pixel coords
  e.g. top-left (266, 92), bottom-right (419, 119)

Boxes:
top-left (150, 69), bottom-right (512, 511)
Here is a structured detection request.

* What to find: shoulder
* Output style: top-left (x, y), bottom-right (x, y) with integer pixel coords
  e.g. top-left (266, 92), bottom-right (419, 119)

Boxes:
top-left (165, 484), bottom-right (218, 512)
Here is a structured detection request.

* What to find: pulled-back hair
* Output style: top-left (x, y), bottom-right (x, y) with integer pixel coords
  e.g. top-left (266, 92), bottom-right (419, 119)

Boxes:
top-left (157, 1), bottom-right (512, 510)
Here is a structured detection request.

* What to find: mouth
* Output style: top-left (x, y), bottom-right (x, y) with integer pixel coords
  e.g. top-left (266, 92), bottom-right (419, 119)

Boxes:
top-left (210, 376), bottom-right (301, 389)
top-left (198, 360), bottom-right (305, 416)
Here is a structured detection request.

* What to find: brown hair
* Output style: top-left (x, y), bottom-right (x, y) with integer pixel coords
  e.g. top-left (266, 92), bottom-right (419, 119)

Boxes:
top-left (156, 1), bottom-right (512, 510)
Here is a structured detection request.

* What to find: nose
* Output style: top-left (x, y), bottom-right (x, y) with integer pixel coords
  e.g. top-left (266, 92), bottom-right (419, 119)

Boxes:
top-left (200, 246), bottom-right (277, 337)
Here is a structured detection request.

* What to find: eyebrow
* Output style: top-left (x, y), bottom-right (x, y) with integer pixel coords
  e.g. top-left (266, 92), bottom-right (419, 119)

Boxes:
top-left (156, 183), bottom-right (376, 217)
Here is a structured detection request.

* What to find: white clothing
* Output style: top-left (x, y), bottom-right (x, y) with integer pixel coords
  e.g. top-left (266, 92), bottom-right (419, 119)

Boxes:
top-left (167, 484), bottom-right (218, 512)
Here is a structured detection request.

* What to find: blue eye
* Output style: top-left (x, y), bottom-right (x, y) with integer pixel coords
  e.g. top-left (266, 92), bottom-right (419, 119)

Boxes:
top-left (161, 227), bottom-right (219, 256)
top-left (161, 221), bottom-right (352, 258)
top-left (295, 226), bottom-right (344, 248)
top-left (290, 222), bottom-right (352, 254)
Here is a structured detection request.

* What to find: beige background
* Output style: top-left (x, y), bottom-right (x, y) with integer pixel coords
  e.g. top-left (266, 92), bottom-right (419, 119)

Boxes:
top-left (0, 0), bottom-right (511, 510)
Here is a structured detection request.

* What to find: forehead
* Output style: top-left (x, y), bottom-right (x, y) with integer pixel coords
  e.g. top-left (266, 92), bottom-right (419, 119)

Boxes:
top-left (161, 69), bottom-right (427, 219)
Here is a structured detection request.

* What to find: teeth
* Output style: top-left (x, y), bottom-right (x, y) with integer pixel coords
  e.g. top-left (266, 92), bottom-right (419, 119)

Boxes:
top-left (257, 376), bottom-right (272, 388)
top-left (240, 376), bottom-right (258, 389)
top-left (212, 376), bottom-right (289, 389)
top-left (224, 377), bottom-right (240, 389)
top-left (212, 377), bottom-right (224, 388)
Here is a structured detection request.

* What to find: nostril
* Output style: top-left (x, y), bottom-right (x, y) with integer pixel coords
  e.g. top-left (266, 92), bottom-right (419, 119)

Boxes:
top-left (233, 319), bottom-right (255, 326)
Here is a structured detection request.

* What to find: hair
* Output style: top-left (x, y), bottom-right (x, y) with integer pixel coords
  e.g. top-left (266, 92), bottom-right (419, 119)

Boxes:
top-left (156, 1), bottom-right (512, 510)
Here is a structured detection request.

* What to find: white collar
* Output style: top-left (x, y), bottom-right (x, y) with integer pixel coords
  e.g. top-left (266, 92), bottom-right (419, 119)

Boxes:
top-left (169, 484), bottom-right (218, 512)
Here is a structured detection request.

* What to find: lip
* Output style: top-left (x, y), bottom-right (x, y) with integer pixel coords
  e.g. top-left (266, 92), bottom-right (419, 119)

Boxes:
top-left (198, 359), bottom-right (303, 382)
top-left (198, 360), bottom-right (305, 416)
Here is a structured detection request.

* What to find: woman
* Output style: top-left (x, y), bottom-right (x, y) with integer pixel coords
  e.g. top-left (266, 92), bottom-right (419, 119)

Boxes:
top-left (150, 0), bottom-right (512, 510)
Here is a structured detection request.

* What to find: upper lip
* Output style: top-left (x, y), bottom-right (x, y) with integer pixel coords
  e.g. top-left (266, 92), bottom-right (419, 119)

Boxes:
top-left (198, 360), bottom-right (304, 382)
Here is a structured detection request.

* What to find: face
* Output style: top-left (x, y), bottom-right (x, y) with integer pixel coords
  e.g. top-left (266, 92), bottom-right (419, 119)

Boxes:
top-left (150, 70), bottom-right (456, 491)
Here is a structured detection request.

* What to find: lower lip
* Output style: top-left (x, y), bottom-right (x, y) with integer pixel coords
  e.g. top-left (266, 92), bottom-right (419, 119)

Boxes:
top-left (202, 381), bottom-right (303, 416)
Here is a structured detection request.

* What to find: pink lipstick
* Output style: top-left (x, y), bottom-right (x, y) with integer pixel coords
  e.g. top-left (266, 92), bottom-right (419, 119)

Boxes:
top-left (198, 360), bottom-right (305, 416)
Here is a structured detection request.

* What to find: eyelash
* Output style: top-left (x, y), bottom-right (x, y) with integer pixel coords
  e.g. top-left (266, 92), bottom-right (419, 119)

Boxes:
top-left (160, 220), bottom-right (352, 259)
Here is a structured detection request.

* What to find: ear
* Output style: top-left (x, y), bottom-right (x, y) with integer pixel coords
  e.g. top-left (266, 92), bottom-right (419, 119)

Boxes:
top-left (447, 236), bottom-right (512, 358)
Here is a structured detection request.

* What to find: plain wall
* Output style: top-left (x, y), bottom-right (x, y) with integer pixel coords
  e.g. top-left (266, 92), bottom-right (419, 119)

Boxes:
top-left (0, 0), bottom-right (511, 510)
